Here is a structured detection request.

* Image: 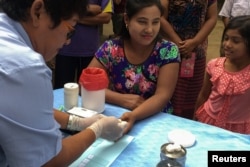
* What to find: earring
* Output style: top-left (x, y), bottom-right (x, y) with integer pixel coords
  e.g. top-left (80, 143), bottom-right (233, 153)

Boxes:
top-left (126, 24), bottom-right (128, 29)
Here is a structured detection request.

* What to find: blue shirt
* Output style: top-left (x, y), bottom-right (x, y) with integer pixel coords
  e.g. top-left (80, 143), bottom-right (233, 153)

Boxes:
top-left (0, 13), bottom-right (62, 167)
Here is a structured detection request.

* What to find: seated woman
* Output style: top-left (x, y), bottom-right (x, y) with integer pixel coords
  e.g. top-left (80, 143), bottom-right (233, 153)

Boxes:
top-left (88, 0), bottom-right (180, 133)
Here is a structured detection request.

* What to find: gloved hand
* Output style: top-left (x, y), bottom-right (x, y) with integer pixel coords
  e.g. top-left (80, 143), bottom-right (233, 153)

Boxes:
top-left (68, 114), bottom-right (105, 131)
top-left (87, 116), bottom-right (125, 141)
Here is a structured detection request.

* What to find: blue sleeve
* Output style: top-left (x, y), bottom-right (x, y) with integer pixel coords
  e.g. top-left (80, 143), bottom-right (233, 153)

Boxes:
top-left (0, 63), bottom-right (62, 166)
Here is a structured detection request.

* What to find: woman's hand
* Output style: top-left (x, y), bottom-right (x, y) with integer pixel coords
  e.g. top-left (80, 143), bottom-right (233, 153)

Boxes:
top-left (120, 111), bottom-right (136, 134)
top-left (120, 94), bottom-right (145, 110)
top-left (178, 39), bottom-right (196, 58)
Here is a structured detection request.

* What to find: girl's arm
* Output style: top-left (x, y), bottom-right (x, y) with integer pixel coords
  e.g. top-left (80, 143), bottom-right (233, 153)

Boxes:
top-left (194, 71), bottom-right (212, 112)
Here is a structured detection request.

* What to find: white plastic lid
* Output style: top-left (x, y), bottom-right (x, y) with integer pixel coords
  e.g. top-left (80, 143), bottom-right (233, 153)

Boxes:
top-left (167, 129), bottom-right (196, 148)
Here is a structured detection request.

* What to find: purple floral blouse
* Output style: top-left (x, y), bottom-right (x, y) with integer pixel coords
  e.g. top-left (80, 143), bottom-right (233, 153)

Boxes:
top-left (95, 38), bottom-right (180, 112)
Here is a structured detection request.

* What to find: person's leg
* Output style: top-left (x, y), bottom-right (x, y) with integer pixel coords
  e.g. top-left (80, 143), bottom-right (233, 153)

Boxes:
top-left (76, 56), bottom-right (94, 82)
top-left (54, 55), bottom-right (78, 89)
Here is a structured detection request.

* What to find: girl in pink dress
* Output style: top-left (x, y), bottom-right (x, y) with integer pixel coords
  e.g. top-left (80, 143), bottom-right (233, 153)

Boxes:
top-left (194, 16), bottom-right (250, 134)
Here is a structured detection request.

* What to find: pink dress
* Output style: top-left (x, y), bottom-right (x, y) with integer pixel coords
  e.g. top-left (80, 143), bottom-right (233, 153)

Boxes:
top-left (195, 57), bottom-right (250, 134)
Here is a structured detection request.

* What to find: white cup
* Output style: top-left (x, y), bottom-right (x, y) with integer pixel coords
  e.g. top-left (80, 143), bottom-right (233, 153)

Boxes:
top-left (64, 83), bottom-right (79, 111)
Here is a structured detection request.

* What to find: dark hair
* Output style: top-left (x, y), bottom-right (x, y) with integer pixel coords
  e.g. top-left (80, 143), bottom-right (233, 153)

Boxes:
top-left (118, 0), bottom-right (164, 39)
top-left (0, 0), bottom-right (89, 28)
top-left (222, 15), bottom-right (250, 54)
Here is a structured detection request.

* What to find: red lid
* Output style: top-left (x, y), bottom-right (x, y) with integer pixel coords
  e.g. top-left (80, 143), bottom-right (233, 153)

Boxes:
top-left (79, 67), bottom-right (109, 91)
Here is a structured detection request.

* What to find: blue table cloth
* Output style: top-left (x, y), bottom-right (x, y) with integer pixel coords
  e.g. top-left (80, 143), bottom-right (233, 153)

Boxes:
top-left (53, 89), bottom-right (250, 167)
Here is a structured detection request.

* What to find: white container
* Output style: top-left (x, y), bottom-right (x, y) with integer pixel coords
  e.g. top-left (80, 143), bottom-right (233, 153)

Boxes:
top-left (81, 86), bottom-right (105, 113)
top-left (64, 83), bottom-right (79, 111)
top-left (79, 67), bottom-right (109, 114)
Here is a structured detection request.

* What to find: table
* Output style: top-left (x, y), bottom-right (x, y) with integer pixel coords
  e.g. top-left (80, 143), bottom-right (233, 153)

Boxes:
top-left (53, 89), bottom-right (250, 167)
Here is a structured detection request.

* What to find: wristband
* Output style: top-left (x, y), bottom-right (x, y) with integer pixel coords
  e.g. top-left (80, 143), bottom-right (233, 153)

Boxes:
top-left (67, 114), bottom-right (74, 130)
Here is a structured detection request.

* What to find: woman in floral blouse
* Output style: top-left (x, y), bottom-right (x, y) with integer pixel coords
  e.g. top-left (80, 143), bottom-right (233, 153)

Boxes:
top-left (88, 0), bottom-right (180, 133)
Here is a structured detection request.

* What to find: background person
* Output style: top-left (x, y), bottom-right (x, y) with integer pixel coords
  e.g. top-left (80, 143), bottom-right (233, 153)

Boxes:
top-left (160, 0), bottom-right (217, 119)
top-left (0, 0), bottom-right (123, 166)
top-left (54, 0), bottom-right (113, 89)
top-left (110, 0), bottom-right (127, 38)
top-left (88, 0), bottom-right (180, 134)
top-left (195, 16), bottom-right (250, 134)
top-left (219, 0), bottom-right (250, 27)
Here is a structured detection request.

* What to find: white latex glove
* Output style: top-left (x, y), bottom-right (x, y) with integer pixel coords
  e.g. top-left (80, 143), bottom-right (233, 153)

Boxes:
top-left (87, 116), bottom-right (125, 141)
top-left (68, 114), bottom-right (105, 131)
top-left (118, 119), bottom-right (128, 130)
